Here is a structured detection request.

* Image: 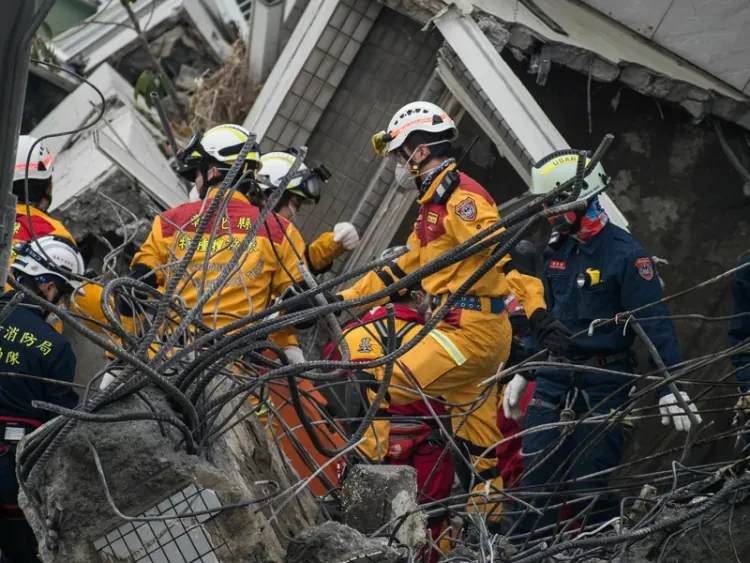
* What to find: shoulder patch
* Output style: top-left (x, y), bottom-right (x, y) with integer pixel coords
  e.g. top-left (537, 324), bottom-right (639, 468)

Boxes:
top-left (455, 197), bottom-right (477, 221)
top-left (635, 257), bottom-right (653, 281)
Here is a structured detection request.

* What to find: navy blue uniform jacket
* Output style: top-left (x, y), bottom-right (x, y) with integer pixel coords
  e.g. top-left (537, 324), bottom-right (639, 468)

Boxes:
top-left (0, 292), bottom-right (77, 423)
top-left (539, 223), bottom-right (681, 393)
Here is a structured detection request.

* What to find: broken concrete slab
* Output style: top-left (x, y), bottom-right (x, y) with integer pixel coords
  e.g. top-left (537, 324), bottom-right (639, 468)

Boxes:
top-left (18, 385), bottom-right (318, 563)
top-left (342, 465), bottom-right (426, 550)
top-left (284, 521), bottom-right (405, 563)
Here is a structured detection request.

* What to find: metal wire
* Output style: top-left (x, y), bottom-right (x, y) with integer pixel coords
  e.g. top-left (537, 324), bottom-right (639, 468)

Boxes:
top-left (11, 129), bottom-right (750, 563)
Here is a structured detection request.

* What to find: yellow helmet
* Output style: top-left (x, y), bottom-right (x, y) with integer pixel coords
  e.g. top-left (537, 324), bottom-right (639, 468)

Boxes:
top-left (176, 124), bottom-right (261, 183)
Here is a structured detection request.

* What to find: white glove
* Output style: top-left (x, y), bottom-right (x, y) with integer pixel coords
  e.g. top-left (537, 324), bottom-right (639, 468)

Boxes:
top-left (503, 374), bottom-right (529, 421)
top-left (333, 222), bottom-right (360, 250)
top-left (284, 346), bottom-right (306, 365)
top-left (99, 370), bottom-right (119, 391)
top-left (659, 391), bottom-right (702, 432)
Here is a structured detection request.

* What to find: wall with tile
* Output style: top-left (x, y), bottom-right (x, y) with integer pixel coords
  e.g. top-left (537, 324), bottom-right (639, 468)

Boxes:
top-left (293, 7), bottom-right (443, 272)
top-left (260, 0), bottom-right (383, 154)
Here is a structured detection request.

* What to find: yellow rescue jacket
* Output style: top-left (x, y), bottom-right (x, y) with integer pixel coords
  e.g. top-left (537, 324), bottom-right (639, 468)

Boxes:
top-left (340, 164), bottom-right (546, 314)
top-left (130, 188), bottom-right (305, 331)
top-left (9, 204), bottom-right (107, 334)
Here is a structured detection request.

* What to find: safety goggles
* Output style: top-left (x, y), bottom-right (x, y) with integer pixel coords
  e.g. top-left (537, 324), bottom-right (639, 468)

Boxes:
top-left (260, 165), bottom-right (331, 204)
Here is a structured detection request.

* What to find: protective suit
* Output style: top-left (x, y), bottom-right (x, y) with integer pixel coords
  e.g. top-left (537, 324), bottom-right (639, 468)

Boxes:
top-left (130, 187), bottom-right (305, 329)
top-left (9, 136), bottom-right (106, 334)
top-left (339, 169), bottom-right (542, 522)
top-left (0, 237), bottom-right (84, 563)
top-left (328, 304), bottom-right (454, 562)
top-left (514, 151), bottom-right (699, 536)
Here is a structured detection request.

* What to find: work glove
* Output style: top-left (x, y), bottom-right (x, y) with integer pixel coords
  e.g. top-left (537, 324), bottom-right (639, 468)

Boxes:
top-left (659, 391), bottom-right (702, 432)
top-left (284, 345), bottom-right (305, 365)
top-left (528, 308), bottom-right (573, 354)
top-left (502, 374), bottom-right (530, 421)
top-left (99, 369), bottom-right (122, 391)
top-left (736, 392), bottom-right (750, 415)
top-left (333, 222), bottom-right (360, 250)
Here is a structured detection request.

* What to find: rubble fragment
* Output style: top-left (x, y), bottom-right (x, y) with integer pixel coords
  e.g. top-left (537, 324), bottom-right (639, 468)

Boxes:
top-left (343, 465), bottom-right (427, 549)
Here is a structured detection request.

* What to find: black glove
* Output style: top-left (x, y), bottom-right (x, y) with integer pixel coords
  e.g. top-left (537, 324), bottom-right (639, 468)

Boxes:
top-left (528, 308), bottom-right (573, 354)
top-left (279, 287), bottom-right (342, 329)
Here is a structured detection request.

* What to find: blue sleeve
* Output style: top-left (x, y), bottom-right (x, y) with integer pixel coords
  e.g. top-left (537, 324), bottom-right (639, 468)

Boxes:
top-left (619, 246), bottom-right (682, 374)
top-left (729, 255), bottom-right (750, 390)
top-left (42, 342), bottom-right (79, 417)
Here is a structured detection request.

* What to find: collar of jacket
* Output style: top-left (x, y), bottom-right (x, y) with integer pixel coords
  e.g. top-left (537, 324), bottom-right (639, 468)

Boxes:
top-left (416, 161), bottom-right (458, 205)
top-left (569, 221), bottom-right (610, 256)
top-left (206, 187), bottom-right (251, 204)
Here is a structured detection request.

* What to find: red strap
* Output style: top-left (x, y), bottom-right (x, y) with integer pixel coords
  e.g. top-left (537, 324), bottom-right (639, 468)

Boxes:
top-left (0, 415), bottom-right (42, 428)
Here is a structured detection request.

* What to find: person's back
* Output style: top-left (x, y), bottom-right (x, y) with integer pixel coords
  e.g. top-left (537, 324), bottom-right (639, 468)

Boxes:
top-left (131, 189), bottom-right (305, 329)
top-left (127, 124), bottom-right (305, 331)
top-left (0, 293), bottom-right (77, 422)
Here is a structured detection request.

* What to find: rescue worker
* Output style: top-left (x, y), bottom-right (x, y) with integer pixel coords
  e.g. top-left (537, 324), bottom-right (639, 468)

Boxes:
top-left (10, 135), bottom-right (106, 333)
top-left (504, 149), bottom-right (701, 535)
top-left (0, 236), bottom-right (84, 563)
top-left (323, 249), bottom-right (454, 561)
top-left (327, 101), bottom-right (571, 527)
top-left (128, 124), bottom-right (345, 493)
top-left (496, 241), bottom-right (539, 487)
top-left (256, 151), bottom-right (360, 275)
top-left (127, 124), bottom-right (305, 330)
top-left (729, 252), bottom-right (750, 423)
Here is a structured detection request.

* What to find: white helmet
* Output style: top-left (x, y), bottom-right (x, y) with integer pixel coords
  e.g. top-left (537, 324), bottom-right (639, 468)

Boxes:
top-left (372, 101), bottom-right (457, 156)
top-left (257, 151), bottom-right (328, 203)
top-left (14, 135), bottom-right (54, 182)
top-left (531, 149), bottom-right (609, 202)
top-left (176, 124), bottom-right (261, 184)
top-left (12, 235), bottom-right (85, 292)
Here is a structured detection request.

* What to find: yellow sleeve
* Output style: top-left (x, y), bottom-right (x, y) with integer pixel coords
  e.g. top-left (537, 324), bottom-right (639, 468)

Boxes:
top-left (130, 216), bottom-right (168, 287)
top-left (339, 231), bottom-right (420, 302)
top-left (70, 282), bottom-right (110, 332)
top-left (271, 223), bottom-right (306, 297)
top-left (269, 329), bottom-right (299, 350)
top-left (306, 232), bottom-right (345, 275)
top-left (506, 270), bottom-right (546, 317)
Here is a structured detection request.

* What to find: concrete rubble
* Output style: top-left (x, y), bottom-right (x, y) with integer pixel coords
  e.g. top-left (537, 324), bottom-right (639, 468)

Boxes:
top-left (342, 465), bottom-right (426, 549)
top-left (18, 386), bottom-right (319, 563)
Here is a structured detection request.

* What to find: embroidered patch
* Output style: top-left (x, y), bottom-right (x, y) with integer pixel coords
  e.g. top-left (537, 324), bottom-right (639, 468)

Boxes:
top-left (427, 212), bottom-right (439, 224)
top-left (357, 337), bottom-right (373, 353)
top-left (635, 257), bottom-right (653, 281)
top-left (549, 260), bottom-right (567, 271)
top-left (455, 197), bottom-right (477, 221)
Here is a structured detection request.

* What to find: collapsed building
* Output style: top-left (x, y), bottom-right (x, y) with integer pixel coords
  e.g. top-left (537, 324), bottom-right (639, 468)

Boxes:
top-left (4, 0), bottom-right (750, 562)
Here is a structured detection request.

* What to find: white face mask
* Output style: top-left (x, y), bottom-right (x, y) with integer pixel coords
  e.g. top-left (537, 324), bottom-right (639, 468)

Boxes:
top-left (394, 162), bottom-right (416, 189)
top-left (392, 141), bottom-right (446, 190)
